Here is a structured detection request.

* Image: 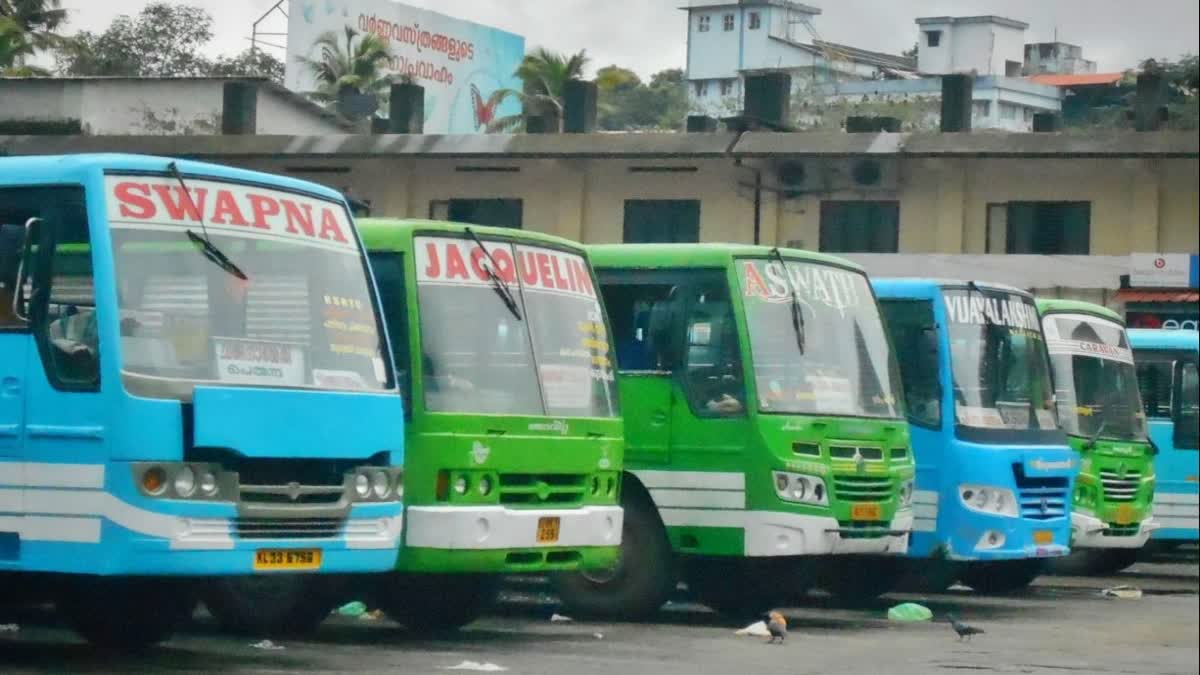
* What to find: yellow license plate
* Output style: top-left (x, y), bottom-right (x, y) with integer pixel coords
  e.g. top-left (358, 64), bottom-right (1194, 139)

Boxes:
top-left (253, 549), bottom-right (322, 571)
top-left (536, 516), bottom-right (561, 543)
top-left (1034, 530), bottom-right (1054, 545)
top-left (1115, 504), bottom-right (1135, 525)
top-left (851, 503), bottom-right (881, 521)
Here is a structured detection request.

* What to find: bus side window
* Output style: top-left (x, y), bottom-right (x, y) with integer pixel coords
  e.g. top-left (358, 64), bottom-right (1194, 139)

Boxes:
top-left (880, 300), bottom-right (942, 428)
top-left (0, 220), bottom-right (26, 330)
top-left (681, 280), bottom-right (743, 417)
top-left (366, 251), bottom-right (411, 413)
top-left (600, 283), bottom-right (679, 372)
top-left (1174, 361), bottom-right (1199, 450)
top-left (1135, 357), bottom-right (1174, 418)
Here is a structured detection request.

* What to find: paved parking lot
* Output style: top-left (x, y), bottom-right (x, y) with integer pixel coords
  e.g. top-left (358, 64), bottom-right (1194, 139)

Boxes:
top-left (2, 549), bottom-right (1197, 675)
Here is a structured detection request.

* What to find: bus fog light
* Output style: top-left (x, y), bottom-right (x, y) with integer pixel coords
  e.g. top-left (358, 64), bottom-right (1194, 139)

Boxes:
top-left (454, 476), bottom-right (469, 495)
top-left (173, 466), bottom-right (196, 498)
top-left (354, 473), bottom-right (371, 498)
top-left (370, 470), bottom-right (390, 498)
top-left (198, 470), bottom-right (218, 496)
top-left (141, 466), bottom-right (168, 496)
top-left (976, 530), bottom-right (1006, 550)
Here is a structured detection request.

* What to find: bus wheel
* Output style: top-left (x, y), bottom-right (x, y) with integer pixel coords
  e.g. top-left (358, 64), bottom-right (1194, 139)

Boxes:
top-left (374, 573), bottom-right (497, 632)
top-left (59, 577), bottom-right (194, 650)
top-left (202, 575), bottom-right (343, 636)
top-left (552, 491), bottom-right (675, 620)
top-left (960, 559), bottom-right (1044, 594)
top-left (817, 556), bottom-right (902, 606)
top-left (684, 558), bottom-right (807, 619)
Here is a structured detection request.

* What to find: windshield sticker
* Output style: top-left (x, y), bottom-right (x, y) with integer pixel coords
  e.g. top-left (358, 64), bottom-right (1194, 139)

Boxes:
top-left (807, 375), bottom-right (855, 414)
top-left (1046, 339), bottom-right (1134, 364)
top-left (322, 294), bottom-right (380, 360)
top-left (312, 369), bottom-right (368, 390)
top-left (956, 405), bottom-right (1006, 428)
top-left (740, 260), bottom-right (864, 315)
top-left (415, 237), bottom-right (597, 299)
top-left (214, 337), bottom-right (306, 386)
top-left (943, 293), bottom-right (1041, 331)
top-left (106, 176), bottom-right (357, 255)
top-left (539, 363), bottom-right (595, 409)
top-left (1036, 409), bottom-right (1059, 430)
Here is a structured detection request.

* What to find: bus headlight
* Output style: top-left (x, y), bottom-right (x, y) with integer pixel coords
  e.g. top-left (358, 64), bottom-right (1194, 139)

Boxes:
top-left (199, 470), bottom-right (219, 497)
top-left (958, 484), bottom-right (1018, 517)
top-left (370, 470), bottom-right (390, 498)
top-left (173, 465), bottom-right (196, 498)
top-left (772, 471), bottom-right (828, 506)
top-left (354, 473), bottom-right (371, 498)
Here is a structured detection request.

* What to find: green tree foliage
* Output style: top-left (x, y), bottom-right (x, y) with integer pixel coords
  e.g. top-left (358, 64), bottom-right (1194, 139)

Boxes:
top-left (598, 67), bottom-right (688, 131)
top-left (56, 3), bottom-right (214, 77)
top-left (0, 0), bottom-right (66, 51)
top-left (210, 49), bottom-right (286, 86)
top-left (487, 47), bottom-right (589, 132)
top-left (293, 27), bottom-right (392, 120)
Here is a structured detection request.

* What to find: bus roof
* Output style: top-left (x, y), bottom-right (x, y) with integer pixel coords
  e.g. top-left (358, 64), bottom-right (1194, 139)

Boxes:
top-left (1127, 329), bottom-right (1200, 352)
top-left (357, 219), bottom-right (588, 252)
top-left (871, 277), bottom-right (1030, 298)
top-left (586, 243), bottom-right (861, 272)
top-left (1035, 298), bottom-right (1123, 324)
top-left (0, 153), bottom-right (347, 204)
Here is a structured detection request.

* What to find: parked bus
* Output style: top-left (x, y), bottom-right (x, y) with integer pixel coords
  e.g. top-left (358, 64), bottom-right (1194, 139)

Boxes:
top-left (1036, 300), bottom-right (1156, 574)
top-left (554, 244), bottom-right (914, 618)
top-left (1129, 329), bottom-right (1199, 547)
top-left (0, 155), bottom-right (404, 647)
top-left (212, 219), bottom-right (624, 632)
top-left (873, 279), bottom-right (1076, 593)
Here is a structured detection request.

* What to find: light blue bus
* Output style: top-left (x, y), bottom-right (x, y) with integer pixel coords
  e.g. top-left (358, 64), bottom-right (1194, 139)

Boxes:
top-left (1129, 329), bottom-right (1199, 545)
top-left (873, 279), bottom-right (1077, 592)
top-left (0, 155), bottom-right (404, 647)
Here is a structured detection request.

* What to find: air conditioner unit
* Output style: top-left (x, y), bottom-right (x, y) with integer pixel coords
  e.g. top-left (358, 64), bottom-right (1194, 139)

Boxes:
top-left (772, 158), bottom-right (898, 197)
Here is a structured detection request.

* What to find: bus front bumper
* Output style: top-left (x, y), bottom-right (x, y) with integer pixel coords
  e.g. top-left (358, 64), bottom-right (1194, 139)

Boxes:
top-left (744, 509), bottom-right (912, 556)
top-left (403, 504), bottom-right (623, 551)
top-left (1072, 511), bottom-right (1158, 549)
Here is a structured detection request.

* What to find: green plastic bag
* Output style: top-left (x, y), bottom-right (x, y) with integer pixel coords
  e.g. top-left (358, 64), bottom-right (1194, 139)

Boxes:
top-left (887, 602), bottom-right (933, 622)
top-left (336, 601), bottom-right (368, 617)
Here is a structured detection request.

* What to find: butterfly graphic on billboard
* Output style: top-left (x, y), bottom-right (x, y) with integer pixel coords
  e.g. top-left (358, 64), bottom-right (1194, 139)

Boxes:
top-left (470, 84), bottom-right (502, 131)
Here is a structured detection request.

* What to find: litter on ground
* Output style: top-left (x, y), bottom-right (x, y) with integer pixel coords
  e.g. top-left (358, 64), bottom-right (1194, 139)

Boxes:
top-left (442, 661), bottom-right (509, 672)
top-left (735, 620), bottom-right (771, 637)
top-left (550, 613), bottom-right (574, 622)
top-left (887, 602), bottom-right (934, 622)
top-left (1101, 585), bottom-right (1143, 599)
top-left (249, 639), bottom-right (285, 650)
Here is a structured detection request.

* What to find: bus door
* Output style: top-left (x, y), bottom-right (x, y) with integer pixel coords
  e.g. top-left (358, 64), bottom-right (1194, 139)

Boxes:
top-left (1137, 351), bottom-right (1199, 523)
top-left (0, 217), bottom-right (29, 466)
top-left (879, 298), bottom-right (945, 545)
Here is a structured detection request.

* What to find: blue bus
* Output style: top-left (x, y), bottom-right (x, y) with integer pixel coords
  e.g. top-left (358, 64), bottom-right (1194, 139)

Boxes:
top-left (0, 155), bottom-right (404, 647)
top-left (1128, 329), bottom-right (1199, 546)
top-left (873, 279), bottom-right (1077, 592)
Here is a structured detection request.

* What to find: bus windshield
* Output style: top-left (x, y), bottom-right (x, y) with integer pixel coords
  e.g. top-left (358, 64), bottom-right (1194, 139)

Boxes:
top-left (943, 289), bottom-right (1058, 432)
top-left (737, 258), bottom-right (901, 418)
top-left (415, 236), bottom-right (618, 418)
top-left (107, 176), bottom-right (389, 399)
top-left (1045, 315), bottom-right (1147, 442)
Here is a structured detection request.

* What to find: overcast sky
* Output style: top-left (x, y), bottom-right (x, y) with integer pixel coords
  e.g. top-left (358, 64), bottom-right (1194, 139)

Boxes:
top-left (56, 0), bottom-right (1199, 77)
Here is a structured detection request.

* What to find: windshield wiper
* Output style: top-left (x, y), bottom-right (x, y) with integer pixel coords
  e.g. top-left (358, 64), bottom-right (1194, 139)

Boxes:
top-left (771, 247), bottom-right (805, 354)
top-left (168, 161), bottom-right (248, 281)
top-left (1083, 418), bottom-right (1108, 450)
top-left (464, 227), bottom-right (521, 321)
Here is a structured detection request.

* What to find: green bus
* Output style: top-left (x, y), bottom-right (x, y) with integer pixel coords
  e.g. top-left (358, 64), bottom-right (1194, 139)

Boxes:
top-left (1036, 299), bottom-right (1157, 574)
top-left (554, 244), bottom-right (914, 618)
top-left (362, 219), bottom-right (623, 628)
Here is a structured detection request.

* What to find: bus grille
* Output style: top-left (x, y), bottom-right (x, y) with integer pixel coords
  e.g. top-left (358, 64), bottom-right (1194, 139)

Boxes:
top-left (836, 521), bottom-right (890, 539)
top-left (831, 475), bottom-right (893, 502)
top-left (234, 518), bottom-right (343, 539)
top-left (498, 474), bottom-right (587, 506)
top-left (1013, 464), bottom-right (1069, 520)
top-left (1099, 470), bottom-right (1141, 502)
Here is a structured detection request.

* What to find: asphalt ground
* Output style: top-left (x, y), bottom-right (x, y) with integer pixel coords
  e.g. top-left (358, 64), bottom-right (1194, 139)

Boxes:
top-left (2, 546), bottom-right (1197, 675)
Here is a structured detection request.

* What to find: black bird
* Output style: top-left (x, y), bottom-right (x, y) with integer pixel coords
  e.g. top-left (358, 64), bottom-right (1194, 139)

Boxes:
top-left (946, 613), bottom-right (984, 642)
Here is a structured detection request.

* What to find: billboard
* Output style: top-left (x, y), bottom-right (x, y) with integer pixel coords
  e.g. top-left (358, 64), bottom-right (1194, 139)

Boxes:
top-left (285, 0), bottom-right (525, 133)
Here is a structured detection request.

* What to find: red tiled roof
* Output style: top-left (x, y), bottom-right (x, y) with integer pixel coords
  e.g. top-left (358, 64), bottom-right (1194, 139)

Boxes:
top-left (1115, 289), bottom-right (1200, 303)
top-left (1027, 73), bottom-right (1124, 87)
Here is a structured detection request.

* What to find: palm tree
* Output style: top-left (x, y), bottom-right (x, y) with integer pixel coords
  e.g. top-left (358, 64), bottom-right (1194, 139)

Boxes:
top-left (487, 48), bottom-right (590, 133)
top-left (0, 16), bottom-right (48, 75)
top-left (295, 26), bottom-right (393, 120)
top-left (0, 0), bottom-right (67, 51)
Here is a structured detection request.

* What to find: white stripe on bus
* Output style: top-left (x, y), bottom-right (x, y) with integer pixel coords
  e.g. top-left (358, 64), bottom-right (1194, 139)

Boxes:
top-left (912, 518), bottom-right (938, 532)
top-left (1154, 493), bottom-right (1200, 505)
top-left (657, 508), bottom-right (748, 529)
top-left (912, 489), bottom-right (939, 505)
top-left (1153, 503), bottom-right (1200, 518)
top-left (914, 503), bottom-right (938, 519)
top-left (632, 470), bottom-right (745, 491)
top-left (0, 462), bottom-right (106, 489)
top-left (649, 488), bottom-right (746, 510)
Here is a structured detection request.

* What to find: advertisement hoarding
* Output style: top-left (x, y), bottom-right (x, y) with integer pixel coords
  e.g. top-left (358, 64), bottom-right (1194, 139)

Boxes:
top-left (285, 0), bottom-right (525, 133)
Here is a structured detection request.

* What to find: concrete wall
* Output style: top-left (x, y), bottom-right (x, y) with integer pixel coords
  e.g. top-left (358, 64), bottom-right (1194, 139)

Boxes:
top-left (225, 153), bottom-right (1198, 263)
top-left (0, 79), bottom-right (344, 136)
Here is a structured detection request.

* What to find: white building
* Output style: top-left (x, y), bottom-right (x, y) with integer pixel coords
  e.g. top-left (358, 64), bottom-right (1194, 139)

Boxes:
top-left (915, 15), bottom-right (1030, 77)
top-left (683, 0), bottom-right (917, 116)
top-left (0, 77), bottom-right (349, 136)
top-left (1024, 42), bottom-right (1098, 75)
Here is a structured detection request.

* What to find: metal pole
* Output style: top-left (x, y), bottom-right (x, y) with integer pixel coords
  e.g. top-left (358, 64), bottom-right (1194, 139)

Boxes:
top-left (250, 0), bottom-right (288, 75)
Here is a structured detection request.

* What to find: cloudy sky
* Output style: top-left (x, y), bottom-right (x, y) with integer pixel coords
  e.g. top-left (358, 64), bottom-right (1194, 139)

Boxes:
top-left (56, 0), bottom-right (1199, 77)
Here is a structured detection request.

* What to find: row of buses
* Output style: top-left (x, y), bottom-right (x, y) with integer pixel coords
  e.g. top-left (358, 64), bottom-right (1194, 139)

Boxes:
top-left (1, 155), bottom-right (1196, 647)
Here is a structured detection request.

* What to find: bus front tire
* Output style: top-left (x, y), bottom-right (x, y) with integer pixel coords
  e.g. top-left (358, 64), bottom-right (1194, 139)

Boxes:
top-left (552, 491), bottom-right (675, 621)
top-left (59, 577), bottom-right (194, 650)
top-left (960, 559), bottom-right (1044, 594)
top-left (373, 573), bottom-right (496, 632)
top-left (202, 575), bottom-right (343, 637)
